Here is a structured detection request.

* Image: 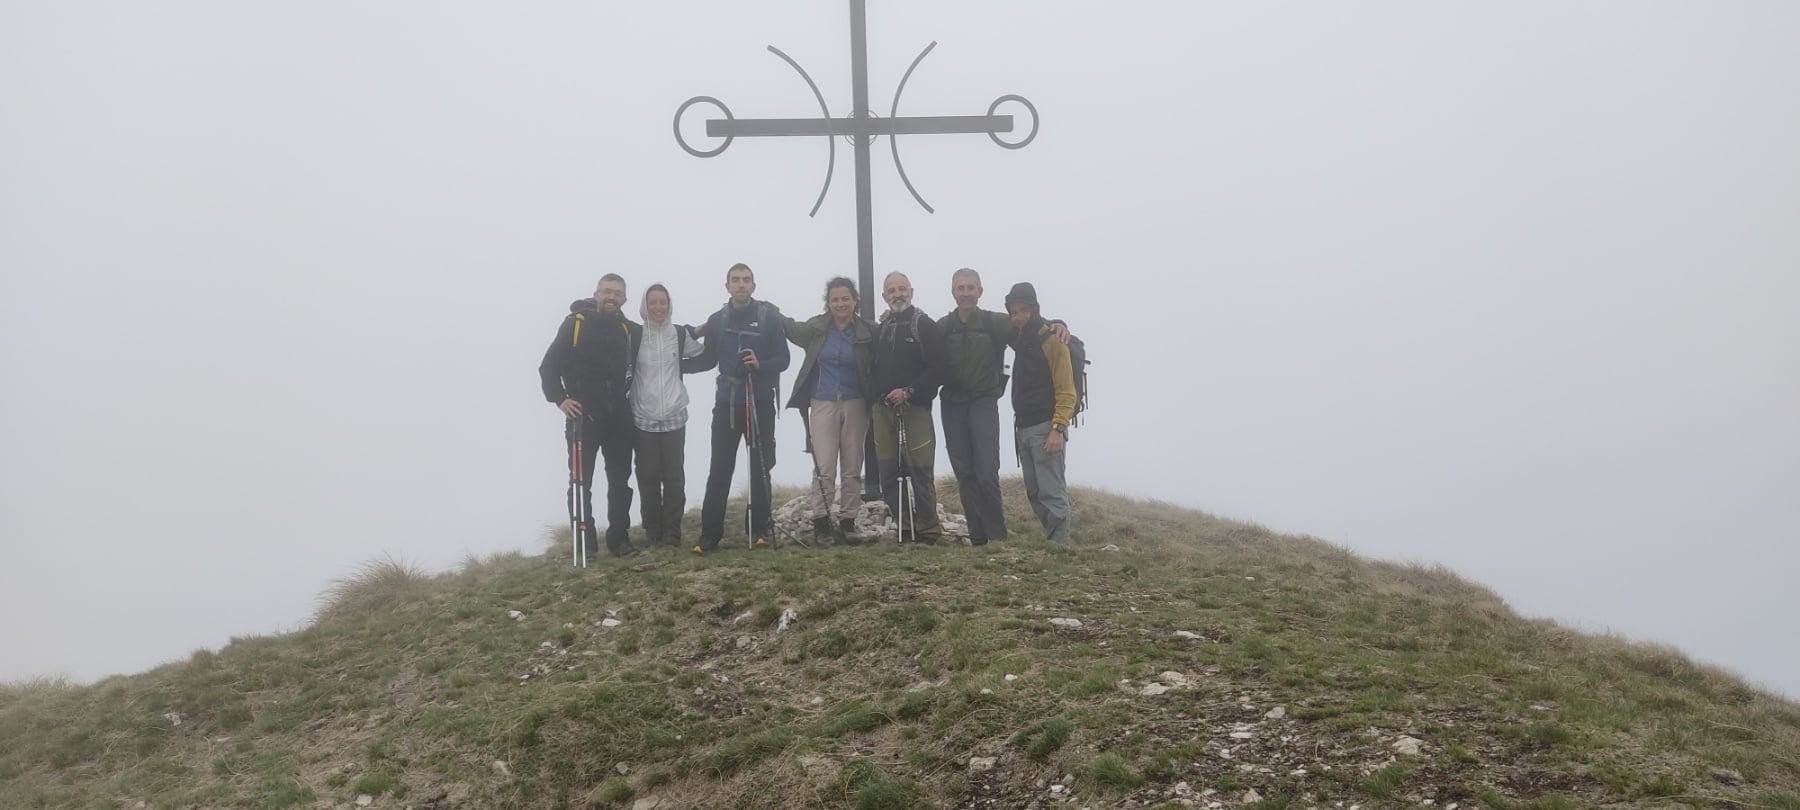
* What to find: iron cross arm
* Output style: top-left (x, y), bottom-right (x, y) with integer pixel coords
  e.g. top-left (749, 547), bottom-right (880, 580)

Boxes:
top-left (708, 114), bottom-right (1012, 139)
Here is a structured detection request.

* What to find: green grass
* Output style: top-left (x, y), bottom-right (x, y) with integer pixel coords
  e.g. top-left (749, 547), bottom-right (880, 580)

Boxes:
top-left (2, 482), bottom-right (1796, 809)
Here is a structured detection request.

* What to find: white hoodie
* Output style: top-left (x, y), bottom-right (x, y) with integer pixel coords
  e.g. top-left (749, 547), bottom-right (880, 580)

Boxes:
top-left (631, 292), bottom-right (706, 432)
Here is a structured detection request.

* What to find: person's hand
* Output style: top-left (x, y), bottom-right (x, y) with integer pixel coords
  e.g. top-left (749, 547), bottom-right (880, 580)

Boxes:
top-left (1050, 322), bottom-right (1071, 344)
top-left (692, 323), bottom-right (707, 338)
top-left (1045, 429), bottom-right (1065, 454)
top-left (559, 398), bottom-right (583, 419)
top-left (741, 349), bottom-right (760, 370)
top-left (885, 388), bottom-right (908, 407)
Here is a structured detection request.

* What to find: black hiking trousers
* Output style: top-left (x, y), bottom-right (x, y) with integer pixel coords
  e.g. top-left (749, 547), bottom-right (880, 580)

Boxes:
top-left (569, 409), bottom-right (636, 555)
top-left (699, 392), bottom-right (777, 550)
top-left (634, 427), bottom-right (687, 545)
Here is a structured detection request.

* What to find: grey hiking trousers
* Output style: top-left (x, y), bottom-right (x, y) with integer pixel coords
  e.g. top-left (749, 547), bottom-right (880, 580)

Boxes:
top-left (942, 394), bottom-right (1008, 543)
top-left (1015, 420), bottom-right (1070, 543)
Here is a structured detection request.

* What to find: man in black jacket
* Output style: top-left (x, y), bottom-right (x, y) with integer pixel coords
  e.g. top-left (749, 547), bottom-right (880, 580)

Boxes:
top-left (873, 272), bottom-right (949, 544)
top-left (539, 273), bottom-right (645, 559)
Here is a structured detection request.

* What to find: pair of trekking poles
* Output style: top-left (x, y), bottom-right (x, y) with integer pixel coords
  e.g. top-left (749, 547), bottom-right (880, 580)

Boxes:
top-left (566, 414), bottom-right (591, 568)
top-left (891, 403), bottom-right (918, 545)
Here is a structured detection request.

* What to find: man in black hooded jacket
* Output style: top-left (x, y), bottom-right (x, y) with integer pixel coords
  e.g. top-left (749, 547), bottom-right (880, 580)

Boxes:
top-left (539, 273), bottom-right (645, 558)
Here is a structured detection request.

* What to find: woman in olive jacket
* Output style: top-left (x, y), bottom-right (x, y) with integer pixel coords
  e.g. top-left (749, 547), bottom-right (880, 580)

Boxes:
top-left (783, 277), bottom-right (878, 543)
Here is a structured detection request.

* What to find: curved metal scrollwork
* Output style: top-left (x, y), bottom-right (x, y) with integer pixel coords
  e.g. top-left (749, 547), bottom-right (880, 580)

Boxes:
top-left (674, 41), bottom-right (1039, 216)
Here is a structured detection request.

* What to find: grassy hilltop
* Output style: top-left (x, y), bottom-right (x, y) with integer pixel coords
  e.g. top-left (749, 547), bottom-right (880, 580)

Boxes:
top-left (3, 482), bottom-right (1798, 810)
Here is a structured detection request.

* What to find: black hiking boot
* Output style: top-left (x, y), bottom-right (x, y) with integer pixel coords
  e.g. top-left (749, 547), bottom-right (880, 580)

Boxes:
top-left (837, 518), bottom-right (858, 545)
top-left (812, 516), bottom-right (834, 545)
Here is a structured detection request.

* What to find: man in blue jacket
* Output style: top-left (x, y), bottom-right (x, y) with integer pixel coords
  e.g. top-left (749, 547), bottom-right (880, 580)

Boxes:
top-left (693, 263), bottom-right (791, 553)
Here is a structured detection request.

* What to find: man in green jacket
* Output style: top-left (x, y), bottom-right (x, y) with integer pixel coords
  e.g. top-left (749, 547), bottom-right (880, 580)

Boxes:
top-left (939, 268), bottom-right (1069, 546)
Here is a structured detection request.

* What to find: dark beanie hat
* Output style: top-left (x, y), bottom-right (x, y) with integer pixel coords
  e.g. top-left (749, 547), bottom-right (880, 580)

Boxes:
top-left (1004, 282), bottom-right (1040, 315)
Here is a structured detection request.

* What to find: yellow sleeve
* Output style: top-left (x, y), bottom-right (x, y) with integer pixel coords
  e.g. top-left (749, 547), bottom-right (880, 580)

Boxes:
top-left (1043, 334), bottom-right (1076, 427)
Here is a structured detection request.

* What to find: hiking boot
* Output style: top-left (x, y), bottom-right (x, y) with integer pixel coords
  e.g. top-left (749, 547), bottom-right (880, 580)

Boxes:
top-left (753, 536), bottom-right (770, 549)
top-left (969, 536), bottom-right (989, 547)
top-left (811, 516), bottom-right (833, 543)
top-left (837, 518), bottom-right (858, 545)
top-left (692, 545), bottom-right (706, 555)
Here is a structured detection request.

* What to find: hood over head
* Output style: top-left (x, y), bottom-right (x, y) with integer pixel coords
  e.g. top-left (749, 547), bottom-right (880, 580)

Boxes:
top-left (1003, 282), bottom-right (1040, 319)
top-left (639, 283), bottom-right (675, 324)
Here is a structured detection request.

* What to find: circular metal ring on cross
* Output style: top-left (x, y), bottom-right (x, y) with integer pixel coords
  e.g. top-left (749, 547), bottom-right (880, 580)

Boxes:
top-left (841, 109), bottom-right (881, 147)
top-left (986, 94), bottom-right (1039, 150)
top-left (674, 96), bottom-right (735, 158)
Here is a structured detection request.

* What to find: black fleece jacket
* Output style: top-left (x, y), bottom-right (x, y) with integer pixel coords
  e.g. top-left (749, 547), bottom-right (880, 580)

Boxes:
top-left (538, 299), bottom-right (644, 419)
top-left (873, 305), bottom-right (947, 407)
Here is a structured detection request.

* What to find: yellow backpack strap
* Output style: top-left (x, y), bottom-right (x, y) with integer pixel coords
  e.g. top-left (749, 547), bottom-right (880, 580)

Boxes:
top-left (571, 313), bottom-right (584, 346)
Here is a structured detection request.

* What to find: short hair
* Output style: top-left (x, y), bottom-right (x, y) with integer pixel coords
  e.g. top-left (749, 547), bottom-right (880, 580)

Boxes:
top-left (597, 273), bottom-right (626, 289)
top-left (883, 271), bottom-right (910, 288)
top-left (727, 263), bottom-right (754, 282)
top-left (951, 267), bottom-right (981, 287)
top-left (824, 276), bottom-right (858, 305)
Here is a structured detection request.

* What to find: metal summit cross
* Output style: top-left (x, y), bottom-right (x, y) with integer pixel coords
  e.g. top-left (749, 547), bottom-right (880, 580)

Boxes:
top-left (673, 0), bottom-right (1039, 319)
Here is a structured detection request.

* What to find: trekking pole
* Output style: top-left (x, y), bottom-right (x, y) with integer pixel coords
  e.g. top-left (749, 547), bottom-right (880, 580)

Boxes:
top-left (567, 415), bottom-right (588, 568)
top-left (743, 370), bottom-right (757, 549)
top-left (894, 403), bottom-right (916, 544)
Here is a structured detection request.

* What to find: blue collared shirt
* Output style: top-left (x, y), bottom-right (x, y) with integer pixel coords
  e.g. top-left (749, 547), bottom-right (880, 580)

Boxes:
top-left (813, 320), bottom-right (861, 401)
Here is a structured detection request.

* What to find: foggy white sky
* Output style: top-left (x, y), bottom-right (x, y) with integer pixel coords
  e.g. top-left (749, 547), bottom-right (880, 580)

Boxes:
top-left (2, 2), bottom-right (1795, 698)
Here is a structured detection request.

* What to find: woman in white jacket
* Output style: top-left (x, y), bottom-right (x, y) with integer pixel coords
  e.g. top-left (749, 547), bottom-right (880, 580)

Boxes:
top-left (630, 283), bottom-right (707, 546)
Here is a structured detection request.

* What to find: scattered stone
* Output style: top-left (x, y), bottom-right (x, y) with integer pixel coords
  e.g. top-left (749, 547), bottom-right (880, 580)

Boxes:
top-left (1265, 706), bottom-right (1287, 720)
top-left (1140, 683), bottom-right (1172, 696)
top-left (162, 712), bottom-right (182, 727)
top-left (600, 618), bottom-right (622, 628)
top-left (631, 797), bottom-right (664, 810)
top-left (1393, 736), bottom-right (1424, 756)
top-left (1049, 784), bottom-right (1065, 794)
top-left (1100, 544), bottom-right (1121, 552)
top-left (1711, 768), bottom-right (1746, 786)
top-left (1229, 731), bottom-right (1254, 740)
top-left (732, 610), bottom-right (756, 625)
top-left (492, 759), bottom-right (511, 777)
top-left (969, 756), bottom-right (998, 772)
top-left (355, 795), bottom-right (373, 807)
top-left (1242, 789), bottom-right (1263, 803)
top-left (1159, 670), bottom-right (1188, 686)
top-left (773, 495), bottom-right (971, 544)
top-left (809, 696), bottom-right (824, 705)
top-left (539, 641), bottom-right (555, 648)
top-left (980, 688), bottom-right (994, 695)
top-left (507, 610), bottom-right (524, 621)
top-left (1005, 674), bottom-right (1020, 682)
top-left (615, 761), bottom-right (631, 775)
top-left (736, 635), bottom-right (753, 649)
top-left (1048, 618), bottom-right (1083, 629)
top-left (798, 754), bottom-right (835, 776)
top-left (1174, 630), bottom-right (1202, 640)
top-left (778, 608), bottom-right (799, 632)
top-left (1529, 704), bottom-right (1551, 711)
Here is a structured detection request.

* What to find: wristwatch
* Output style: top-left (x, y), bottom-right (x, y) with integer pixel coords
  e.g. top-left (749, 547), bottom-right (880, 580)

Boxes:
top-left (1052, 424), bottom-right (1067, 437)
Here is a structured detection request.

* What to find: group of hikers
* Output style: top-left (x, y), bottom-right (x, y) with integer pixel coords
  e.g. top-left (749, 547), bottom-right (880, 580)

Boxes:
top-left (538, 263), bottom-right (1080, 561)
